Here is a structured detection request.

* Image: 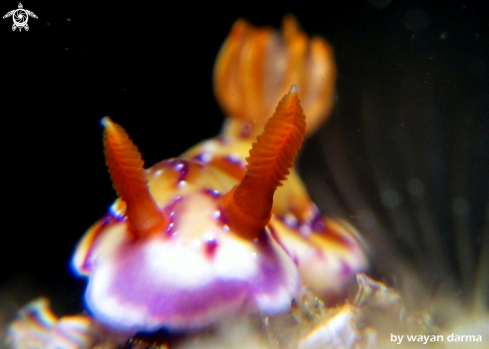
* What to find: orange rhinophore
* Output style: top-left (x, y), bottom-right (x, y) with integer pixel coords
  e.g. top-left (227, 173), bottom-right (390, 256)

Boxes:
top-left (222, 86), bottom-right (306, 239)
top-left (102, 117), bottom-right (166, 238)
top-left (214, 14), bottom-right (336, 138)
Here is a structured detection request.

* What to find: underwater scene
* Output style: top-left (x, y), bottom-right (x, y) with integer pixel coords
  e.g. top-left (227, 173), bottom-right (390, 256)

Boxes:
top-left (1, 1), bottom-right (487, 348)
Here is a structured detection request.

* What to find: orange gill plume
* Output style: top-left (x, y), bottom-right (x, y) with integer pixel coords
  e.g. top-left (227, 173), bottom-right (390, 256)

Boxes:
top-left (222, 86), bottom-right (306, 239)
top-left (102, 117), bottom-right (166, 238)
top-left (214, 14), bottom-right (336, 138)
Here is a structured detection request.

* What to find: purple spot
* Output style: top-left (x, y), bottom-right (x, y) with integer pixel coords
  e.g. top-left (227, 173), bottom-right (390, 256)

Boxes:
top-left (238, 123), bottom-right (253, 138)
top-left (165, 223), bottom-right (175, 236)
top-left (215, 205), bottom-right (230, 228)
top-left (102, 213), bottom-right (118, 227)
top-left (78, 258), bottom-right (93, 275)
top-left (314, 248), bottom-right (326, 261)
top-left (279, 214), bottom-right (300, 229)
top-left (193, 153), bottom-right (209, 163)
top-left (202, 188), bottom-right (221, 198)
top-left (163, 197), bottom-right (183, 237)
top-left (204, 239), bottom-right (218, 258)
top-left (340, 260), bottom-right (352, 276)
top-left (311, 212), bottom-right (326, 232)
top-left (167, 159), bottom-right (189, 182)
top-left (292, 255), bottom-right (299, 266)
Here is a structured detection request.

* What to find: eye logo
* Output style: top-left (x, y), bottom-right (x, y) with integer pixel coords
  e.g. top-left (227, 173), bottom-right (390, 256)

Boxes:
top-left (3, 3), bottom-right (37, 32)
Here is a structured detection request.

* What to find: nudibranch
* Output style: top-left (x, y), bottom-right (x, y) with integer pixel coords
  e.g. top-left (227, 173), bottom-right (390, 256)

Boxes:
top-left (73, 87), bottom-right (305, 332)
top-left (71, 16), bottom-right (367, 335)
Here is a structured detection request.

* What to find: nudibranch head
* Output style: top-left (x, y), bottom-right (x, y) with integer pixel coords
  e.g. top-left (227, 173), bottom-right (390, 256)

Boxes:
top-left (72, 87), bottom-right (307, 333)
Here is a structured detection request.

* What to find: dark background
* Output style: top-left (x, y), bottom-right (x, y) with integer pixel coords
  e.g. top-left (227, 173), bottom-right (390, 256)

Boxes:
top-left (1, 0), bottom-right (488, 324)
